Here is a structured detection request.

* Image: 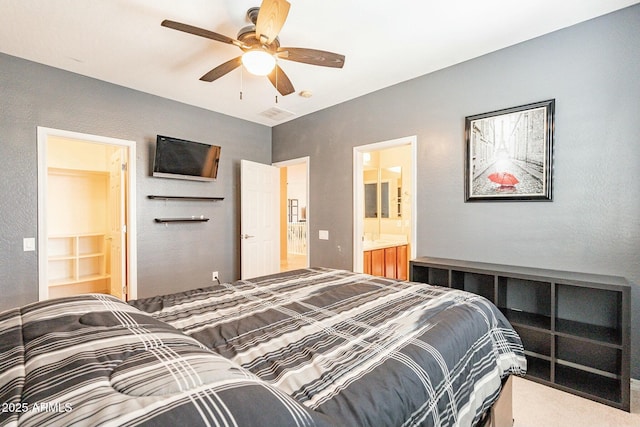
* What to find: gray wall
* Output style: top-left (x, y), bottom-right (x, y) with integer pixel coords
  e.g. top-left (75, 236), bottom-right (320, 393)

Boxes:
top-left (272, 6), bottom-right (640, 377)
top-left (0, 53), bottom-right (271, 307)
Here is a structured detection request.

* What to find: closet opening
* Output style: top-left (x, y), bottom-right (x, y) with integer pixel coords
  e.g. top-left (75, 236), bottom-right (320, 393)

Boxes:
top-left (37, 127), bottom-right (137, 301)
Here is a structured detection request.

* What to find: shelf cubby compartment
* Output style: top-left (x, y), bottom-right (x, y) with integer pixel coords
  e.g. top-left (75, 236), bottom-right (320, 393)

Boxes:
top-left (555, 284), bottom-right (622, 345)
top-left (451, 270), bottom-right (494, 301)
top-left (497, 276), bottom-right (552, 330)
top-left (48, 258), bottom-right (76, 284)
top-left (47, 234), bottom-right (109, 288)
top-left (555, 364), bottom-right (621, 404)
top-left (48, 237), bottom-right (75, 258)
top-left (514, 326), bottom-right (552, 358)
top-left (556, 335), bottom-right (621, 377)
top-left (428, 268), bottom-right (449, 287)
top-left (409, 265), bottom-right (430, 284)
top-left (79, 257), bottom-right (105, 281)
top-left (501, 309), bottom-right (551, 331)
top-left (78, 234), bottom-right (105, 256)
top-left (524, 354), bottom-right (552, 383)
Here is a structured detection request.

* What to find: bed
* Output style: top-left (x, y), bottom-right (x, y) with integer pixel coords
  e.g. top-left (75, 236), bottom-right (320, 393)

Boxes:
top-left (1, 268), bottom-right (525, 426)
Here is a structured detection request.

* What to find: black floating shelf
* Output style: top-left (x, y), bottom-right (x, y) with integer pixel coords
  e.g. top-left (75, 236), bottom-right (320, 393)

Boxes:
top-left (154, 217), bottom-right (210, 223)
top-left (148, 195), bottom-right (224, 201)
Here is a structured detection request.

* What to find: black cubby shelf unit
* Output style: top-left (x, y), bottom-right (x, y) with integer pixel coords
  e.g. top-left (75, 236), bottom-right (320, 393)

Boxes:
top-left (409, 256), bottom-right (631, 411)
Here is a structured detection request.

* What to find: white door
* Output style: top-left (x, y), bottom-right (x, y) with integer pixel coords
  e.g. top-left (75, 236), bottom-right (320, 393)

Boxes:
top-left (241, 160), bottom-right (280, 279)
top-left (109, 148), bottom-right (126, 300)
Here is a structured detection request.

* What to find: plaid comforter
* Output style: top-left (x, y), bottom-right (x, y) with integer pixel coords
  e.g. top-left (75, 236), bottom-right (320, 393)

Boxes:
top-left (131, 268), bottom-right (527, 426)
top-left (0, 268), bottom-right (525, 426)
top-left (0, 294), bottom-right (334, 427)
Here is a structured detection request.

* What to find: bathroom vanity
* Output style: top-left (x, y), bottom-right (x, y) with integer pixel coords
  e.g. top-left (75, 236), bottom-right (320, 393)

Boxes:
top-left (363, 240), bottom-right (408, 280)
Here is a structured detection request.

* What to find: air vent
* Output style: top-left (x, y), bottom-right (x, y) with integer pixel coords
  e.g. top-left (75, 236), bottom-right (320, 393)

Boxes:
top-left (259, 106), bottom-right (296, 121)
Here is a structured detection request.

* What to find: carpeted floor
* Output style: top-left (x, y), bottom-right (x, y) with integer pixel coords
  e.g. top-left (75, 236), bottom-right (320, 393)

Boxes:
top-left (512, 377), bottom-right (640, 427)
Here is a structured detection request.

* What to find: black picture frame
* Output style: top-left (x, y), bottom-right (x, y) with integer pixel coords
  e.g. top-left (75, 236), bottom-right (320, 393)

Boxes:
top-left (465, 99), bottom-right (554, 202)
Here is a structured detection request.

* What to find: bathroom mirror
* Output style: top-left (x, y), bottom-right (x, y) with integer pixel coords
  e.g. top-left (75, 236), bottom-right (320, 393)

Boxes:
top-left (364, 166), bottom-right (402, 219)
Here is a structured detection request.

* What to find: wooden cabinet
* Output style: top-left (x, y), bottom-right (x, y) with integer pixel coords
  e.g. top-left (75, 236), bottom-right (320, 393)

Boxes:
top-left (396, 245), bottom-right (408, 280)
top-left (384, 246), bottom-right (397, 278)
top-left (370, 248), bottom-right (384, 276)
top-left (364, 244), bottom-right (408, 280)
top-left (363, 250), bottom-right (372, 275)
top-left (409, 257), bottom-right (631, 411)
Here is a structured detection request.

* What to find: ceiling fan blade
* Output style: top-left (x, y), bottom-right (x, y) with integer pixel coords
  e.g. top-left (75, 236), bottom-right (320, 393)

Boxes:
top-left (200, 56), bottom-right (243, 82)
top-left (161, 19), bottom-right (244, 48)
top-left (277, 47), bottom-right (345, 68)
top-left (267, 64), bottom-right (295, 96)
top-left (255, 0), bottom-right (291, 44)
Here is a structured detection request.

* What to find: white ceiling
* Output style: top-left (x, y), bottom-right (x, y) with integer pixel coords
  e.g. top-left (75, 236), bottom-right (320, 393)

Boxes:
top-left (1, 0), bottom-right (638, 126)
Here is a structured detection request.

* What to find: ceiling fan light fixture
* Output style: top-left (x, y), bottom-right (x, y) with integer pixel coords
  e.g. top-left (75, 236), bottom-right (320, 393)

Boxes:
top-left (242, 49), bottom-right (276, 76)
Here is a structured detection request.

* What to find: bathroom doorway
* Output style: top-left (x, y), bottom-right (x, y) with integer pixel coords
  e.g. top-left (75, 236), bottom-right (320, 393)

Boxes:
top-left (274, 157), bottom-right (310, 272)
top-left (353, 136), bottom-right (417, 276)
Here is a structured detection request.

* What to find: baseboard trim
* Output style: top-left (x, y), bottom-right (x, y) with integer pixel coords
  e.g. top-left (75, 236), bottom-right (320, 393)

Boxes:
top-left (631, 378), bottom-right (640, 392)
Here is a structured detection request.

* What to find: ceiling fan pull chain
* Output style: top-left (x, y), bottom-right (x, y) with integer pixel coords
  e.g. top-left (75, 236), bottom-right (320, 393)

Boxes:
top-left (275, 64), bottom-right (279, 104)
top-left (240, 66), bottom-right (243, 100)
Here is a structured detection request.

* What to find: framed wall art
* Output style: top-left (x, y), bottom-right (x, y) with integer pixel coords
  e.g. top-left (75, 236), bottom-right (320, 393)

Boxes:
top-left (465, 99), bottom-right (554, 201)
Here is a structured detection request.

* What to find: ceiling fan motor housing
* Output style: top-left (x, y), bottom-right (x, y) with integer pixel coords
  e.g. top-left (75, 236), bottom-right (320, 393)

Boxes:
top-left (237, 26), bottom-right (280, 51)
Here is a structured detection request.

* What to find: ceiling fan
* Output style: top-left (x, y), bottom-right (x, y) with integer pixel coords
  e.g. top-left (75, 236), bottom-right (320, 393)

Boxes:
top-left (161, 0), bottom-right (345, 96)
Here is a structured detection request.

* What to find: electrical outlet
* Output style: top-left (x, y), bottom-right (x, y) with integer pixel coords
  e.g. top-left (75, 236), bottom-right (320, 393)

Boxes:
top-left (212, 271), bottom-right (219, 281)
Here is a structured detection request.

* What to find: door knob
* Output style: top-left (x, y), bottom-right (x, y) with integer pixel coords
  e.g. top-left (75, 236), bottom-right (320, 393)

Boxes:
top-left (241, 234), bottom-right (255, 239)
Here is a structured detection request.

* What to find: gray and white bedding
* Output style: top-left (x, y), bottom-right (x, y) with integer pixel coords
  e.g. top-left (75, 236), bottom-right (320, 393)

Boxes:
top-left (0, 294), bottom-right (333, 427)
top-left (0, 267), bottom-right (526, 426)
top-left (131, 268), bottom-right (527, 426)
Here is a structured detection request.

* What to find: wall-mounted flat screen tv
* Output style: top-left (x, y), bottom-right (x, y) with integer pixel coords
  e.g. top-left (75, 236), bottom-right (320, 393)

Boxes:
top-left (153, 135), bottom-right (221, 181)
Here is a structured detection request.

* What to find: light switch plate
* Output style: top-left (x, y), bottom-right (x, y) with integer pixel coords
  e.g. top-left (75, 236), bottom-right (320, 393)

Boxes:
top-left (319, 230), bottom-right (329, 240)
top-left (23, 237), bottom-right (36, 251)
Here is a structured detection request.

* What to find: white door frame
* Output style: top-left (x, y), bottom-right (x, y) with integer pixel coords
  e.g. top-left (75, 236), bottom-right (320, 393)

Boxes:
top-left (273, 156), bottom-right (310, 268)
top-left (353, 136), bottom-right (417, 272)
top-left (37, 126), bottom-right (138, 301)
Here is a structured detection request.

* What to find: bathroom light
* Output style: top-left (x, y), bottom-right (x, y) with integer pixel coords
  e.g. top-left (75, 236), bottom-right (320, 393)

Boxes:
top-left (242, 49), bottom-right (276, 76)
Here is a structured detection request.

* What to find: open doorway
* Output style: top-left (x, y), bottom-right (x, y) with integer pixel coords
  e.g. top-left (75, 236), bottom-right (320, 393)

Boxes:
top-left (274, 157), bottom-right (310, 272)
top-left (353, 136), bottom-right (417, 276)
top-left (37, 127), bottom-right (137, 301)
